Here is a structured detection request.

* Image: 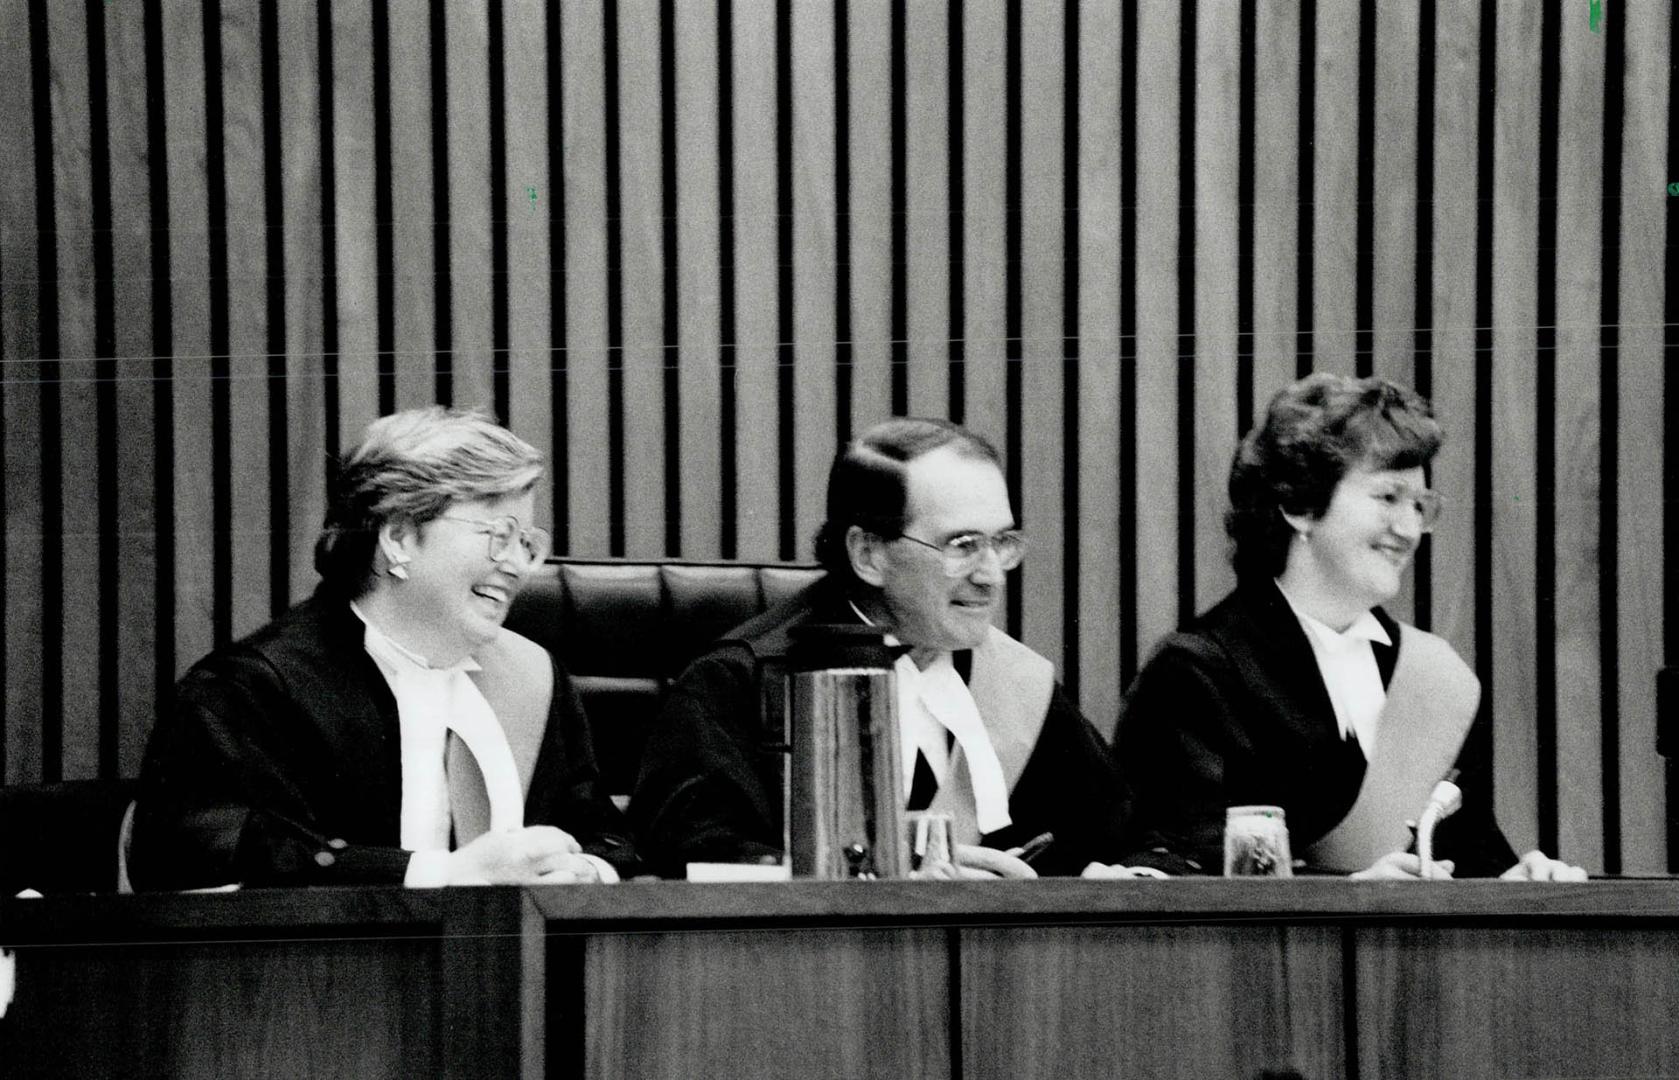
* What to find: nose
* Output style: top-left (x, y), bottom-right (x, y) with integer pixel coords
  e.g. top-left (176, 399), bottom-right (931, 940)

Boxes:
top-left (494, 546), bottom-right (531, 577)
top-left (967, 543), bottom-right (1007, 586)
top-left (1388, 508), bottom-right (1423, 544)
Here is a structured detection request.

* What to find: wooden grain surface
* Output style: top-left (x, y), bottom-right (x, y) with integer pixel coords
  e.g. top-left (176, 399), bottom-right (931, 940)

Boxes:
top-left (1356, 925), bottom-right (1679, 1080)
top-left (582, 927), bottom-right (949, 1080)
top-left (963, 923), bottom-right (1343, 1080)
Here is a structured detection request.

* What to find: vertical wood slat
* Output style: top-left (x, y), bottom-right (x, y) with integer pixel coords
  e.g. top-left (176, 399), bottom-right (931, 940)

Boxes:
top-left (222, 0), bottom-right (271, 644)
top-left (617, 0), bottom-right (668, 558)
top-left (1489, 0), bottom-right (1543, 856)
top-left (105, 0), bottom-right (158, 775)
top-left (503, 0), bottom-right (554, 528)
top-left (1370, 0), bottom-right (1419, 625)
top-left (1192, 0), bottom-right (1240, 617)
top-left (790, 0), bottom-right (837, 560)
top-left (163, 0), bottom-right (215, 681)
top-left (904, 0), bottom-right (950, 418)
top-left (278, 0), bottom-right (325, 608)
top-left (674, 0), bottom-right (722, 560)
top-left (1311, 1), bottom-right (1358, 374)
top-left (1250, 0), bottom-right (1298, 411)
top-left (1616, 0), bottom-right (1670, 873)
top-left (1428, 0), bottom-right (1480, 665)
top-left (1370, 0), bottom-right (1418, 381)
top-left (49, 0), bottom-right (101, 779)
top-left (730, 1), bottom-right (779, 561)
top-left (1075, 0), bottom-right (1122, 734)
top-left (561, 0), bottom-right (610, 555)
top-left (961, 1), bottom-right (1008, 453)
top-left (0, 0), bottom-right (43, 783)
top-left (445, 1), bottom-right (494, 412)
top-left (1132, 0), bottom-right (1180, 658)
top-left (388, 0), bottom-right (436, 413)
top-left (1552, 3), bottom-right (1606, 871)
top-left (1019, 0), bottom-right (1066, 669)
top-left (330, 1), bottom-right (380, 452)
top-left (847, 0), bottom-right (892, 431)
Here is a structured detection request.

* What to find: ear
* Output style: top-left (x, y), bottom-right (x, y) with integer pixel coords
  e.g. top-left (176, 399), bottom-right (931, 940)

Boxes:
top-left (377, 521), bottom-right (413, 574)
top-left (1279, 506), bottom-right (1316, 538)
top-left (844, 524), bottom-right (889, 588)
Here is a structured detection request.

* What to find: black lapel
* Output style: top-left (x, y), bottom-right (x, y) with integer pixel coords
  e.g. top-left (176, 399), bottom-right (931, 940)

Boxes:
top-left (268, 596), bottom-right (405, 836)
top-left (1221, 581), bottom-right (1344, 747)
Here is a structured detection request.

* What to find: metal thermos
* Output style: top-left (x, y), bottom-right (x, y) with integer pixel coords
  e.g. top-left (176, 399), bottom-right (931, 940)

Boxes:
top-left (783, 624), bottom-right (908, 879)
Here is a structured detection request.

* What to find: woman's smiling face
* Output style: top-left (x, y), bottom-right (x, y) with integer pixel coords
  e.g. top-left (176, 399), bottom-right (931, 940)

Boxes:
top-left (1291, 465), bottom-right (1432, 614)
top-left (389, 489), bottom-right (539, 660)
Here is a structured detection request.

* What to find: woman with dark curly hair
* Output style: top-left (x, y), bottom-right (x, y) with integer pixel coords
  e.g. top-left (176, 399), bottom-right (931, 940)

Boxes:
top-left (1115, 373), bottom-right (1583, 880)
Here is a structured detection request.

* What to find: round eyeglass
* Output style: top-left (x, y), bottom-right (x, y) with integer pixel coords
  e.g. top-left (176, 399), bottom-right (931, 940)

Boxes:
top-left (1370, 487), bottom-right (1443, 532)
top-left (893, 529), bottom-right (1027, 577)
top-left (438, 515), bottom-right (551, 564)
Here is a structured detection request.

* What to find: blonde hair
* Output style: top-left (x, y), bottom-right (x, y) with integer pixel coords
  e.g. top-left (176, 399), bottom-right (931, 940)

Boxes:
top-left (314, 407), bottom-right (544, 596)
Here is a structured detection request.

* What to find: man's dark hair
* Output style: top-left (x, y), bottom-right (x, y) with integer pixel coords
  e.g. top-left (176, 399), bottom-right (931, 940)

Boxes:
top-left (1227, 373), bottom-right (1441, 582)
top-left (812, 417), bottom-right (1004, 581)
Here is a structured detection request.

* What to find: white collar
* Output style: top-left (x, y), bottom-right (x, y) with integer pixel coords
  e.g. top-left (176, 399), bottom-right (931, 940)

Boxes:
top-left (1273, 581), bottom-right (1391, 649)
top-left (350, 602), bottom-right (482, 674)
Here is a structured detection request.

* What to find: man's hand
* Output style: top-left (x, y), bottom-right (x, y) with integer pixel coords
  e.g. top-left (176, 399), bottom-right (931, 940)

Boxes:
top-left (1079, 862), bottom-right (1171, 880)
top-left (908, 843), bottom-right (1038, 879)
top-left (952, 843), bottom-right (1037, 879)
top-left (1350, 851), bottom-right (1454, 880)
top-left (1500, 849), bottom-right (1588, 882)
top-left (445, 825), bottom-right (598, 885)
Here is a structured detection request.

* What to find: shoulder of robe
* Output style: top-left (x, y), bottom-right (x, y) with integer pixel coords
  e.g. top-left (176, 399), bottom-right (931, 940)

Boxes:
top-left (480, 627), bottom-right (556, 695)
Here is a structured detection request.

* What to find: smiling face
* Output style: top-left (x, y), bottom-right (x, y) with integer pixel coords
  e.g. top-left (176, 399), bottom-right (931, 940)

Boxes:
top-left (851, 445), bottom-right (1016, 663)
top-left (1282, 464), bottom-right (1429, 622)
top-left (378, 488), bottom-right (538, 663)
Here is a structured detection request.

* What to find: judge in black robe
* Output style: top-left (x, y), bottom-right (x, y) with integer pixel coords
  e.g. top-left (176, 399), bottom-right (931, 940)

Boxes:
top-left (131, 407), bottom-right (636, 888)
top-left (1116, 373), bottom-right (1583, 881)
top-left (632, 417), bottom-right (1128, 879)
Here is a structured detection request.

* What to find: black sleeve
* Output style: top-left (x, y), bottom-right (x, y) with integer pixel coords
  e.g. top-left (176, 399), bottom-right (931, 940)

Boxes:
top-left (1112, 638), bottom-right (1243, 875)
top-left (130, 653), bottom-right (412, 889)
top-left (526, 655), bottom-right (643, 877)
top-left (991, 684), bottom-right (1129, 876)
top-left (1433, 703), bottom-right (1519, 877)
top-left (629, 647), bottom-right (784, 876)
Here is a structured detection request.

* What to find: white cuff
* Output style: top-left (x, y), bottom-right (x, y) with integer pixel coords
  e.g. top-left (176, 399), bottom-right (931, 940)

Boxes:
top-left (404, 849), bottom-right (453, 888)
top-left (579, 853), bottom-right (620, 884)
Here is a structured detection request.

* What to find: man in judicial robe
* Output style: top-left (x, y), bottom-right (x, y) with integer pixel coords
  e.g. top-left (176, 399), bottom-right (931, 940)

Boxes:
top-left (632, 418), bottom-right (1128, 878)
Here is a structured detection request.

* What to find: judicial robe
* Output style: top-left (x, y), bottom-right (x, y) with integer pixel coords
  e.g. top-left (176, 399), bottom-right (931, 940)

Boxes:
top-left (1114, 579), bottom-right (1517, 876)
top-left (130, 591), bottom-right (637, 888)
top-left (630, 575), bottom-right (1127, 877)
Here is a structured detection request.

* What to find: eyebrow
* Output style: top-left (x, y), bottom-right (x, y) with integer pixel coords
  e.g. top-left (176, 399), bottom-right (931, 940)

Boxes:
top-left (932, 525), bottom-right (1021, 543)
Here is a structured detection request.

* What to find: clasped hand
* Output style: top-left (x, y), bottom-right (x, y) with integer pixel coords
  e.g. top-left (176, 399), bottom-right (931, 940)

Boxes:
top-left (444, 825), bottom-right (601, 885)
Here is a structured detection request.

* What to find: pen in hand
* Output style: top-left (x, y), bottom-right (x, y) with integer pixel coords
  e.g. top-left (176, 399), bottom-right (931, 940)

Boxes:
top-left (1006, 831), bottom-right (1055, 867)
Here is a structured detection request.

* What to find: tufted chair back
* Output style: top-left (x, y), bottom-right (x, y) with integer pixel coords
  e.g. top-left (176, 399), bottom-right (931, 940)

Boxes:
top-left (504, 558), bottom-right (823, 799)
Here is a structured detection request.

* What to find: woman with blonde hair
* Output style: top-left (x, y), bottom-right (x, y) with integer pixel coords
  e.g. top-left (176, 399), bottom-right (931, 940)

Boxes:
top-left (133, 407), bottom-right (634, 887)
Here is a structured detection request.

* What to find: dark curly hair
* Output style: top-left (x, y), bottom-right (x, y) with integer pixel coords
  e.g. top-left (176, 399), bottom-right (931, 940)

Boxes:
top-left (1227, 373), bottom-right (1441, 582)
top-left (812, 417), bottom-right (1004, 582)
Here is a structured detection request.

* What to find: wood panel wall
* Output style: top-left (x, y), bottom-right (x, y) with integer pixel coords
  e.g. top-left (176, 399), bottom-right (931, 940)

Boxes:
top-left (1, 0), bottom-right (1672, 873)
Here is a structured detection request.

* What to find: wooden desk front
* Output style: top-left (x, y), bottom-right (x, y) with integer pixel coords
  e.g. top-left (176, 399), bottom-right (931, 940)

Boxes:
top-left (4, 879), bottom-right (1677, 1079)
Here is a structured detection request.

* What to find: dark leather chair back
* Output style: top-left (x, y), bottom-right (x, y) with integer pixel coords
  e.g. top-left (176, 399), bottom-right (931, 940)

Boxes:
top-left (505, 558), bottom-right (823, 797)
